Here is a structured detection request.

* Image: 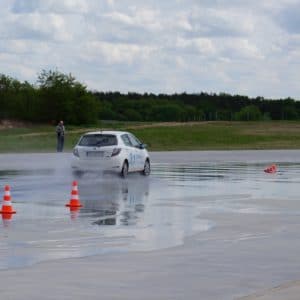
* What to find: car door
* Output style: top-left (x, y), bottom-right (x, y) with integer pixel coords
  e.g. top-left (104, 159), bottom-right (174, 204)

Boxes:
top-left (128, 134), bottom-right (145, 170)
top-left (121, 134), bottom-right (138, 171)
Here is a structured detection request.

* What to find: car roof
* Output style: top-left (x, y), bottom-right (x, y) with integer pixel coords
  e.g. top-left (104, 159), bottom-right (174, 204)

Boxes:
top-left (82, 130), bottom-right (130, 136)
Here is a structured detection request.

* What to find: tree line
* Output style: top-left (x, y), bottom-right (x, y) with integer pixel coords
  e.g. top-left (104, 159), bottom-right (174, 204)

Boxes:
top-left (1, 70), bottom-right (299, 125)
top-left (0, 70), bottom-right (98, 125)
top-left (96, 92), bottom-right (300, 122)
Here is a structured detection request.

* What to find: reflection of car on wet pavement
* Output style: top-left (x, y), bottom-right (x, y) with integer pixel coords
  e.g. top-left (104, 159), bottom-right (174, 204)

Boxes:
top-left (78, 178), bottom-right (150, 226)
top-left (71, 131), bottom-right (150, 178)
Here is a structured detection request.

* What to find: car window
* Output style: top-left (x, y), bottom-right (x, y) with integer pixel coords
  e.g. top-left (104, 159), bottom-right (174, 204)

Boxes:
top-left (128, 134), bottom-right (141, 148)
top-left (79, 134), bottom-right (117, 146)
top-left (121, 134), bottom-right (132, 147)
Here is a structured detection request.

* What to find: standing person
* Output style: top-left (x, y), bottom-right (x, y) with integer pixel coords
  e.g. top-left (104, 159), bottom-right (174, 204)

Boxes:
top-left (56, 120), bottom-right (65, 152)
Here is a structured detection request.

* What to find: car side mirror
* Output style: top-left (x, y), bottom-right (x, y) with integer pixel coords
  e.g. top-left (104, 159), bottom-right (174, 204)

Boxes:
top-left (139, 143), bottom-right (147, 149)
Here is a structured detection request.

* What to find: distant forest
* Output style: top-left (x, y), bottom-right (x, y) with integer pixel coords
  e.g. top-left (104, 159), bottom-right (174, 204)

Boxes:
top-left (0, 70), bottom-right (299, 125)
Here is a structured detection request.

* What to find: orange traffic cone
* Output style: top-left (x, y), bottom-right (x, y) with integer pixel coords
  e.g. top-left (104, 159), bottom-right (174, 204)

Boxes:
top-left (66, 181), bottom-right (82, 208)
top-left (0, 185), bottom-right (16, 214)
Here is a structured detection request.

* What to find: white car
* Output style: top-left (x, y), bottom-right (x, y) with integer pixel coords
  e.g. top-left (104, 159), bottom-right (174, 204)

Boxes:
top-left (71, 131), bottom-right (150, 178)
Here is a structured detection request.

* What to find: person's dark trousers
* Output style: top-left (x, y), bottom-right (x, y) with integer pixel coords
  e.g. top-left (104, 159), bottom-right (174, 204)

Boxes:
top-left (57, 135), bottom-right (64, 152)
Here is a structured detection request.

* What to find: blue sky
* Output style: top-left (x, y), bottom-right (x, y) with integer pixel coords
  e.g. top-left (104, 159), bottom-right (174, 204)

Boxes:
top-left (0, 0), bottom-right (299, 98)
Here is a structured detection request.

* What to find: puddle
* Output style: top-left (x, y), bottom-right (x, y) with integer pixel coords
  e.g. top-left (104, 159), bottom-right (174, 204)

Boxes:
top-left (0, 154), bottom-right (300, 269)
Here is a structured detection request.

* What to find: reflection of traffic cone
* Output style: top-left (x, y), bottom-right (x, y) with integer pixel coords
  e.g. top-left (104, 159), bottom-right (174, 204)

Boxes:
top-left (69, 206), bottom-right (80, 220)
top-left (0, 185), bottom-right (16, 214)
top-left (272, 164), bottom-right (277, 173)
top-left (264, 164), bottom-right (277, 173)
top-left (66, 181), bottom-right (82, 208)
top-left (2, 213), bottom-right (13, 228)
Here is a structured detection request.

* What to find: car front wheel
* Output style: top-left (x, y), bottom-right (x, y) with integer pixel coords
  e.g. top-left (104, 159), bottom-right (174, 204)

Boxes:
top-left (142, 159), bottom-right (151, 176)
top-left (120, 161), bottom-right (128, 178)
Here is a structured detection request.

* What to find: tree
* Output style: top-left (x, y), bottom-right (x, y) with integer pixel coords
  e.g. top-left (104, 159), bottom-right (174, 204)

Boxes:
top-left (37, 70), bottom-right (99, 124)
top-left (0, 74), bottom-right (19, 119)
top-left (0, 75), bottom-right (40, 121)
top-left (282, 105), bottom-right (298, 120)
top-left (123, 109), bottom-right (142, 121)
top-left (150, 104), bottom-right (183, 121)
top-left (234, 105), bottom-right (262, 121)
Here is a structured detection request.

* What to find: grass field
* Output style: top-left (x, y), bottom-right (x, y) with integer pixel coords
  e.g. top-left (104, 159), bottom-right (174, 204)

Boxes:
top-left (1, 121), bottom-right (300, 153)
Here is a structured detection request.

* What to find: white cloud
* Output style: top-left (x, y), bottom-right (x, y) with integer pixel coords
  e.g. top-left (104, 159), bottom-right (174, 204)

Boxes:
top-left (221, 38), bottom-right (264, 60)
top-left (0, 0), bottom-right (298, 98)
top-left (80, 41), bottom-right (154, 65)
top-left (104, 12), bottom-right (134, 25)
top-left (176, 16), bottom-right (193, 32)
top-left (12, 0), bottom-right (91, 14)
top-left (104, 6), bottom-right (162, 31)
top-left (176, 37), bottom-right (216, 55)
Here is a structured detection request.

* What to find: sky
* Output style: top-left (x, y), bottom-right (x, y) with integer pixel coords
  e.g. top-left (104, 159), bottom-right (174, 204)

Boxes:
top-left (0, 0), bottom-right (299, 98)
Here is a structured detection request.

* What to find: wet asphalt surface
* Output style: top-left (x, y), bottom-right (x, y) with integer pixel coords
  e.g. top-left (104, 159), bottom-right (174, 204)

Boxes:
top-left (1, 150), bottom-right (300, 272)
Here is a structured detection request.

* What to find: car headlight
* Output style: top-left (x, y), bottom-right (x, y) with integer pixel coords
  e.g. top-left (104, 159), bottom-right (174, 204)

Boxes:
top-left (111, 148), bottom-right (121, 157)
top-left (73, 148), bottom-right (79, 157)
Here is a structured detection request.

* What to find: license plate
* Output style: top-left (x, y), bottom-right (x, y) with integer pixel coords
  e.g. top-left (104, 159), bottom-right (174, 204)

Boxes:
top-left (86, 151), bottom-right (104, 157)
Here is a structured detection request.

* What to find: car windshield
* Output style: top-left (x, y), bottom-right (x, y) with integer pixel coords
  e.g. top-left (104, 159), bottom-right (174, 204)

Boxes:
top-left (79, 134), bottom-right (118, 147)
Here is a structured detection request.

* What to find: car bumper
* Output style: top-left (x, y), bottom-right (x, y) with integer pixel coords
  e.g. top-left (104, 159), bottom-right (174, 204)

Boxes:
top-left (71, 156), bottom-right (122, 172)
